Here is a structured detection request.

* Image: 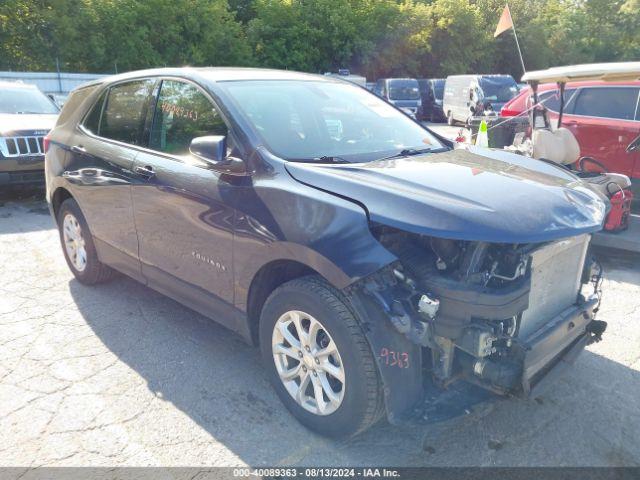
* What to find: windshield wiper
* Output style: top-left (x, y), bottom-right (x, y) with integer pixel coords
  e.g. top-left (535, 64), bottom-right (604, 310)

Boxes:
top-left (298, 155), bottom-right (351, 164)
top-left (377, 147), bottom-right (436, 161)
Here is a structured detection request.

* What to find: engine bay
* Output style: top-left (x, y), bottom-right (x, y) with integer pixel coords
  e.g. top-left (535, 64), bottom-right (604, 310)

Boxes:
top-left (361, 225), bottom-right (606, 397)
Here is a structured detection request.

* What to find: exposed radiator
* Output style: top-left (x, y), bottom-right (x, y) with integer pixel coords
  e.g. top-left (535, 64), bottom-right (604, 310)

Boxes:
top-left (519, 234), bottom-right (590, 339)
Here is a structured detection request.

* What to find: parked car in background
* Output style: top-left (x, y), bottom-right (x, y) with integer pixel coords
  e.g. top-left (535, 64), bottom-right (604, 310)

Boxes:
top-left (417, 78), bottom-right (445, 122)
top-left (0, 81), bottom-right (58, 186)
top-left (500, 80), bottom-right (640, 195)
top-left (46, 67), bottom-right (607, 438)
top-left (324, 70), bottom-right (366, 88)
top-left (374, 78), bottom-right (421, 118)
top-left (443, 74), bottom-right (518, 125)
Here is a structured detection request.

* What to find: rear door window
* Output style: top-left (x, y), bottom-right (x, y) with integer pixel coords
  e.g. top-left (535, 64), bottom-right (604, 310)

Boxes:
top-left (149, 80), bottom-right (227, 156)
top-left (538, 88), bottom-right (577, 112)
top-left (97, 79), bottom-right (156, 145)
top-left (572, 87), bottom-right (639, 120)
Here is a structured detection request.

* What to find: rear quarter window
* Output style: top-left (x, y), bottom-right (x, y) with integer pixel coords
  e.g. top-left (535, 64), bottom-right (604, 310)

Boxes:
top-left (57, 85), bottom-right (99, 125)
top-left (82, 90), bottom-right (107, 135)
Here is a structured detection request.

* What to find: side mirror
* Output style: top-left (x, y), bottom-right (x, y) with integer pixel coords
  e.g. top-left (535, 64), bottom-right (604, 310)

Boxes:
top-left (627, 134), bottom-right (640, 153)
top-left (190, 135), bottom-right (226, 163)
top-left (189, 136), bottom-right (247, 175)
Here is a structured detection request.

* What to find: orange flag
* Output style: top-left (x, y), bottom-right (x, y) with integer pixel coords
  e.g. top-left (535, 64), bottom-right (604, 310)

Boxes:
top-left (494, 4), bottom-right (514, 37)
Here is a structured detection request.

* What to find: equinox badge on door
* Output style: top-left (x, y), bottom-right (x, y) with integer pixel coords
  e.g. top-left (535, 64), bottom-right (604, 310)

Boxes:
top-left (191, 251), bottom-right (227, 272)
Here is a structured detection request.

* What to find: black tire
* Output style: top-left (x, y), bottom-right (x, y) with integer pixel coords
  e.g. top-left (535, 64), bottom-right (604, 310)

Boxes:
top-left (57, 198), bottom-right (116, 285)
top-left (259, 275), bottom-right (384, 438)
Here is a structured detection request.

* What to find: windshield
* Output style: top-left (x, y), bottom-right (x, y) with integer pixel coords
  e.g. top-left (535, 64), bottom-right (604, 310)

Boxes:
top-left (479, 76), bottom-right (518, 103)
top-left (0, 87), bottom-right (59, 114)
top-left (388, 80), bottom-right (420, 101)
top-left (220, 80), bottom-right (442, 162)
top-left (432, 80), bottom-right (445, 100)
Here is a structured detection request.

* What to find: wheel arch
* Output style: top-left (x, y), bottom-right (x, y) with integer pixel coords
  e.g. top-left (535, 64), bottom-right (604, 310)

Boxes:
top-left (245, 258), bottom-right (321, 345)
top-left (51, 186), bottom-right (74, 223)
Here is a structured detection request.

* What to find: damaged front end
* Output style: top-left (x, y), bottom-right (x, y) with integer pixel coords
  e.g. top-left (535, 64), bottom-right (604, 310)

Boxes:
top-left (347, 226), bottom-right (606, 424)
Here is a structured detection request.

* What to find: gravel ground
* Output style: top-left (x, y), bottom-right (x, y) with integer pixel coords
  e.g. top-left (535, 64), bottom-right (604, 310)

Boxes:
top-left (0, 184), bottom-right (639, 468)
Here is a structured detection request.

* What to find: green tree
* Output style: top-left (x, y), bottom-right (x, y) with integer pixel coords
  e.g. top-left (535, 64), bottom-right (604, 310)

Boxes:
top-left (247, 0), bottom-right (398, 73)
top-left (1, 0), bottom-right (638, 79)
top-left (0, 0), bottom-right (252, 73)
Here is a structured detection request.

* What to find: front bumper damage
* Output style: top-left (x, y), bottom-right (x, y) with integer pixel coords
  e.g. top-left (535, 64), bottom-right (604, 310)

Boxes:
top-left (521, 296), bottom-right (601, 396)
top-left (345, 233), bottom-right (606, 425)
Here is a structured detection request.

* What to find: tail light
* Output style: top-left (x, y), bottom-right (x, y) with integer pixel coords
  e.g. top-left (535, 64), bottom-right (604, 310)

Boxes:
top-left (43, 134), bottom-right (51, 153)
top-left (500, 106), bottom-right (519, 117)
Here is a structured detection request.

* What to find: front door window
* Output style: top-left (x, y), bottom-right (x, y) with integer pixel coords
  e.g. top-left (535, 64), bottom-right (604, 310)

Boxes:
top-left (150, 80), bottom-right (227, 156)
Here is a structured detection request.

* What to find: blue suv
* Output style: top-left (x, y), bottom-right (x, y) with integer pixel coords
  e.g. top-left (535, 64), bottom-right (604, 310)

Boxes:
top-left (45, 68), bottom-right (607, 437)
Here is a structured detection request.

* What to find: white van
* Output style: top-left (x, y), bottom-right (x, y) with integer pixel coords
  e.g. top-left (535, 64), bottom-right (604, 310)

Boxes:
top-left (443, 74), bottom-right (518, 125)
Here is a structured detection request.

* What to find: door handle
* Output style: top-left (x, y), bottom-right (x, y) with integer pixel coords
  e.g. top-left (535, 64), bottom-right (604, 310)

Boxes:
top-left (71, 145), bottom-right (86, 154)
top-left (134, 165), bottom-right (155, 178)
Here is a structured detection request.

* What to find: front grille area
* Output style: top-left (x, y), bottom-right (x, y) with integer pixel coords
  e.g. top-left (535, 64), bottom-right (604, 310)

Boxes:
top-left (519, 234), bottom-right (590, 339)
top-left (1, 136), bottom-right (45, 157)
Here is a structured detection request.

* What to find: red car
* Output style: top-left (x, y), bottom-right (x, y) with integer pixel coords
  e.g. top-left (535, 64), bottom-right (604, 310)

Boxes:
top-left (501, 80), bottom-right (640, 194)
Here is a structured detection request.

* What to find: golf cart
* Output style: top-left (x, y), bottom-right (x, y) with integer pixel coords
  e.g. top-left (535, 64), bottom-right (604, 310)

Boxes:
top-left (511, 63), bottom-right (640, 252)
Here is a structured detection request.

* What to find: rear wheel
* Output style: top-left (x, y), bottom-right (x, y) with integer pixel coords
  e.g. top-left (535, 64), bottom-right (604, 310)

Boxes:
top-left (57, 198), bottom-right (116, 285)
top-left (259, 276), bottom-right (384, 438)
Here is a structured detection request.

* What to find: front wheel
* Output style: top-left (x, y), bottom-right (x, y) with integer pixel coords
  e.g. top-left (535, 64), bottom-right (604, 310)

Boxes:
top-left (259, 276), bottom-right (384, 438)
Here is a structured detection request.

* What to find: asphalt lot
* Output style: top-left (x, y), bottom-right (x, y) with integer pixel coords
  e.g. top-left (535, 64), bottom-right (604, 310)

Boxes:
top-left (1, 151), bottom-right (639, 466)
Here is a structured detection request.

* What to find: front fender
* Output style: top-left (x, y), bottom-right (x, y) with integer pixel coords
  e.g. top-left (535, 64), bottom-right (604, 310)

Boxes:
top-left (232, 161), bottom-right (397, 310)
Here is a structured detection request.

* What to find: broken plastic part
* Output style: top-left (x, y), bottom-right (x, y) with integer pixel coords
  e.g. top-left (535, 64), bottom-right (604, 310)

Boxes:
top-left (418, 294), bottom-right (440, 319)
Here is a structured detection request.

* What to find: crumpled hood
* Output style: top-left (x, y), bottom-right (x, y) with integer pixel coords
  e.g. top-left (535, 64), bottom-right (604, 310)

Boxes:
top-left (285, 146), bottom-right (606, 243)
top-left (0, 114), bottom-right (58, 136)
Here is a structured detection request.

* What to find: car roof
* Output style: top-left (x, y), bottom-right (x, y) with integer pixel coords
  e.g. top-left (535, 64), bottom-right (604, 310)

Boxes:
top-left (79, 67), bottom-right (337, 90)
top-left (518, 79), bottom-right (640, 94)
top-left (522, 62), bottom-right (640, 83)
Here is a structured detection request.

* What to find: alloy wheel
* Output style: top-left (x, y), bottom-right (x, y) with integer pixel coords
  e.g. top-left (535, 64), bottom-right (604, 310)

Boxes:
top-left (62, 213), bottom-right (87, 272)
top-left (272, 310), bottom-right (346, 415)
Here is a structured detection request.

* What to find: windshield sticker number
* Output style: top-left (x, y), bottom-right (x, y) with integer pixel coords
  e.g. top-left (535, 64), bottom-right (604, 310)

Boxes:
top-left (160, 101), bottom-right (199, 122)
